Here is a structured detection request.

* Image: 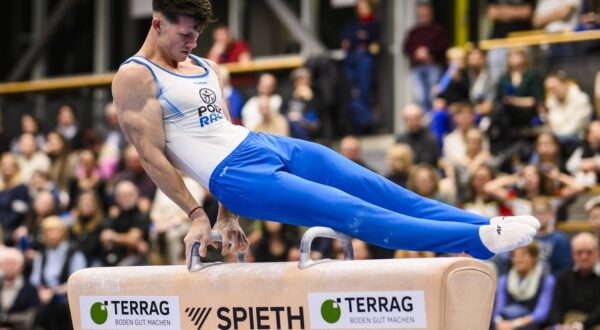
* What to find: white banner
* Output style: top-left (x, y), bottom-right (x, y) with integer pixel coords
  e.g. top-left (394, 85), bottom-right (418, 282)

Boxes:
top-left (308, 291), bottom-right (427, 329)
top-left (79, 296), bottom-right (180, 330)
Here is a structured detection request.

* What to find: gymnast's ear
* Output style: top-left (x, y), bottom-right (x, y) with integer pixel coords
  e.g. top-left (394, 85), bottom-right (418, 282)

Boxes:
top-left (152, 16), bottom-right (162, 33)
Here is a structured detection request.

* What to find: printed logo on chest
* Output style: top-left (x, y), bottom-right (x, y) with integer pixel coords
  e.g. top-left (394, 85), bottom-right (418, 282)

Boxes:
top-left (197, 88), bottom-right (223, 127)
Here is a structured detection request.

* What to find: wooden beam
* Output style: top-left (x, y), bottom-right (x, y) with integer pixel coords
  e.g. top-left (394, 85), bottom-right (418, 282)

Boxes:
top-left (556, 220), bottom-right (594, 234)
top-left (480, 30), bottom-right (600, 50)
top-left (0, 73), bottom-right (115, 95)
top-left (0, 56), bottom-right (305, 95)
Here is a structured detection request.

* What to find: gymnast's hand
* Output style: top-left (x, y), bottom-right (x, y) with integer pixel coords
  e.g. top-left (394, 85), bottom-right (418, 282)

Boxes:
top-left (184, 210), bottom-right (213, 268)
top-left (213, 213), bottom-right (250, 256)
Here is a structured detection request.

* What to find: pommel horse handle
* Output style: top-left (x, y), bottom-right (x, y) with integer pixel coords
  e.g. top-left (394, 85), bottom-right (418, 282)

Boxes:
top-left (299, 226), bottom-right (354, 269)
top-left (189, 231), bottom-right (247, 272)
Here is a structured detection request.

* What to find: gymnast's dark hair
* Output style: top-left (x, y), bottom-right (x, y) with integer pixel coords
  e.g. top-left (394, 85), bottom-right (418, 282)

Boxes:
top-left (152, 0), bottom-right (216, 30)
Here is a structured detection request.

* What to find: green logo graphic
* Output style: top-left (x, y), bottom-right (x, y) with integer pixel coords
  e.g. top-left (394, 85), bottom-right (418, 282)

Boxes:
top-left (320, 299), bottom-right (341, 324)
top-left (90, 302), bottom-right (109, 325)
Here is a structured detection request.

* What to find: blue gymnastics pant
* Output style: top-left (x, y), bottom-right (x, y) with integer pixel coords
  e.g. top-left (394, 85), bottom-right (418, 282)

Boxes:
top-left (209, 132), bottom-right (494, 259)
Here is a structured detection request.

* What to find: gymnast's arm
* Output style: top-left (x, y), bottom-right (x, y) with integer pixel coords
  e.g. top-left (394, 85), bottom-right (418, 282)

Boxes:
top-left (111, 64), bottom-right (213, 261)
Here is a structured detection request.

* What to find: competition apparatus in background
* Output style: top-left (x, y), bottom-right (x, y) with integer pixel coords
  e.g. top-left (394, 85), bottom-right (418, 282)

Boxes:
top-left (67, 227), bottom-right (496, 330)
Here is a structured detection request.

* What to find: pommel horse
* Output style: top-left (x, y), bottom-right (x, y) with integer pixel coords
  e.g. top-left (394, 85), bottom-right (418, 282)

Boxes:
top-left (68, 227), bottom-right (496, 329)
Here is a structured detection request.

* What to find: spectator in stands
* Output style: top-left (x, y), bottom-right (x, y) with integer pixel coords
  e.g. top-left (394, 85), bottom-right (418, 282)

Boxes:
top-left (542, 72), bottom-right (592, 144)
top-left (446, 127), bottom-right (492, 197)
top-left (15, 133), bottom-right (50, 184)
top-left (70, 191), bottom-right (104, 267)
top-left (30, 216), bottom-right (86, 330)
top-left (101, 102), bottom-right (126, 153)
top-left (253, 95), bottom-right (290, 136)
top-left (54, 103), bottom-right (83, 150)
top-left (396, 104), bottom-right (439, 167)
top-left (586, 196), bottom-right (600, 240)
top-left (340, 0), bottom-right (380, 133)
top-left (43, 131), bottom-right (77, 192)
top-left (0, 248), bottom-right (40, 330)
top-left (15, 191), bottom-right (57, 257)
top-left (252, 221), bottom-right (300, 262)
top-left (10, 114), bottom-right (45, 153)
top-left (384, 144), bottom-right (413, 188)
top-left (533, 0), bottom-right (583, 33)
top-left (548, 233), bottom-right (600, 329)
top-left (529, 131), bottom-right (568, 174)
top-left (437, 47), bottom-right (470, 106)
top-left (219, 67), bottom-right (244, 126)
top-left (407, 164), bottom-right (452, 204)
top-left (403, 1), bottom-right (448, 113)
top-left (85, 129), bottom-right (120, 183)
top-left (532, 197), bottom-right (573, 276)
top-left (352, 239), bottom-right (371, 260)
top-left (493, 243), bottom-right (555, 330)
top-left (466, 48), bottom-right (495, 123)
top-left (491, 47), bottom-right (544, 151)
top-left (493, 242), bottom-right (555, 330)
top-left (566, 120), bottom-right (600, 187)
top-left (28, 170), bottom-right (66, 211)
top-left (112, 145), bottom-right (156, 214)
top-left (429, 97), bottom-right (453, 151)
top-left (461, 164), bottom-right (510, 218)
top-left (443, 103), bottom-right (480, 168)
top-left (484, 164), bottom-right (583, 216)
top-left (150, 174), bottom-right (203, 265)
top-left (579, 1), bottom-right (600, 30)
top-left (241, 73), bottom-right (282, 131)
top-left (207, 25), bottom-right (251, 64)
top-left (68, 149), bottom-right (106, 211)
top-left (100, 180), bottom-right (149, 267)
top-left (0, 153), bottom-right (30, 244)
top-left (282, 68), bottom-right (320, 140)
top-left (339, 135), bottom-right (377, 173)
top-left (486, 0), bottom-right (534, 80)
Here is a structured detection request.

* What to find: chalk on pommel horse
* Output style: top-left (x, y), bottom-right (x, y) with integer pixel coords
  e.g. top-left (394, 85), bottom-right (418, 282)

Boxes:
top-left (68, 226), bottom-right (496, 330)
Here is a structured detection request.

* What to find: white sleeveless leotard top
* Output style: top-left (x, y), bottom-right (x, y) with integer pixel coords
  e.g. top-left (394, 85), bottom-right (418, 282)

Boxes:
top-left (123, 55), bottom-right (249, 187)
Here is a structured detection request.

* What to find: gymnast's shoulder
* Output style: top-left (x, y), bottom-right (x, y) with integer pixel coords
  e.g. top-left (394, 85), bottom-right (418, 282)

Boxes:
top-left (112, 60), bottom-right (157, 101)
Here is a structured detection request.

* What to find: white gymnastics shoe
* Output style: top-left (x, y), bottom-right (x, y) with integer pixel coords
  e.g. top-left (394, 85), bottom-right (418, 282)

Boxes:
top-left (479, 222), bottom-right (537, 254)
top-left (490, 215), bottom-right (540, 231)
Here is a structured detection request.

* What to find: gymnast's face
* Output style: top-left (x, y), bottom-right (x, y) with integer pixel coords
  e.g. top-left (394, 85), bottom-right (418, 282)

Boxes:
top-left (153, 14), bottom-right (201, 62)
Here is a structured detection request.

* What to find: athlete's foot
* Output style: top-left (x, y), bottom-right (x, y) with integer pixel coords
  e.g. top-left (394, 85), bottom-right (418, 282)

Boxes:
top-left (479, 222), bottom-right (537, 254)
top-left (490, 215), bottom-right (541, 231)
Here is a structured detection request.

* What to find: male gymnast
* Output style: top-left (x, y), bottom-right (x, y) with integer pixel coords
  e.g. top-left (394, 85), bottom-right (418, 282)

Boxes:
top-left (111, 0), bottom-right (539, 269)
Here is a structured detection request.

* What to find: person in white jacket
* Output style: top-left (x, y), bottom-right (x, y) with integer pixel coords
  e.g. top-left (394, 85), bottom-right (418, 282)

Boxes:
top-left (240, 73), bottom-right (282, 130)
top-left (544, 73), bottom-right (592, 141)
top-left (567, 121), bottom-right (600, 186)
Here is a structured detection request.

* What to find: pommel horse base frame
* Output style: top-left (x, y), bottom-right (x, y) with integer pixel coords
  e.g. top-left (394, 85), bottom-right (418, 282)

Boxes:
top-left (68, 227), bottom-right (496, 330)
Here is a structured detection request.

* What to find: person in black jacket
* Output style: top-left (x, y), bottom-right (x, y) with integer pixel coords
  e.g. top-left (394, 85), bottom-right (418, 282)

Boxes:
top-left (0, 248), bottom-right (39, 330)
top-left (548, 233), bottom-right (600, 330)
top-left (396, 104), bottom-right (439, 166)
top-left (0, 153), bottom-right (31, 245)
top-left (70, 191), bottom-right (104, 267)
top-left (100, 180), bottom-right (150, 266)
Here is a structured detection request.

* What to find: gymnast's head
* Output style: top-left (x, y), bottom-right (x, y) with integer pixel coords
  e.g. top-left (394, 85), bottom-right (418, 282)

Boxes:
top-left (151, 0), bottom-right (216, 62)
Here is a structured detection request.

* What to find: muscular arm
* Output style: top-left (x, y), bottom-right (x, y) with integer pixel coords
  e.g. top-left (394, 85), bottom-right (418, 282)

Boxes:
top-left (112, 64), bottom-right (201, 217)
